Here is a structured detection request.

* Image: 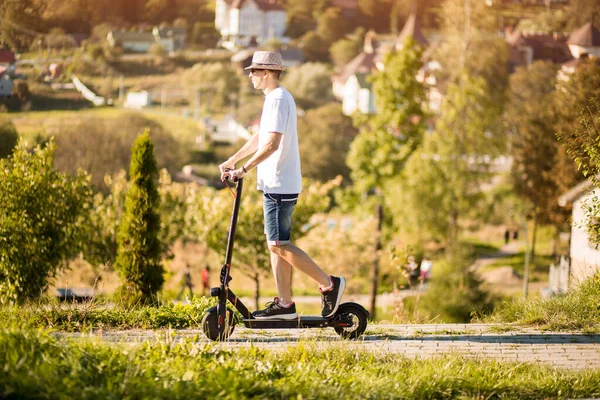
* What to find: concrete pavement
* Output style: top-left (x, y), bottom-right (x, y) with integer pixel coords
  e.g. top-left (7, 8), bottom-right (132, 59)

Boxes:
top-left (55, 323), bottom-right (600, 370)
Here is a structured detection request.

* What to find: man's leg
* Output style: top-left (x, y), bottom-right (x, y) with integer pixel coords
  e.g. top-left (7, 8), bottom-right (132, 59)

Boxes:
top-left (270, 249), bottom-right (293, 305)
top-left (269, 243), bottom-right (330, 290)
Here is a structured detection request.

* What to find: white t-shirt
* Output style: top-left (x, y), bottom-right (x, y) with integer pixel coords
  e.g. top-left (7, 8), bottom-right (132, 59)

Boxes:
top-left (256, 87), bottom-right (302, 194)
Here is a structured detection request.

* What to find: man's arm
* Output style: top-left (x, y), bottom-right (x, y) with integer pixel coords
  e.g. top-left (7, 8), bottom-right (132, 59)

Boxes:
top-left (221, 132), bottom-right (282, 181)
top-left (218, 132), bottom-right (259, 172)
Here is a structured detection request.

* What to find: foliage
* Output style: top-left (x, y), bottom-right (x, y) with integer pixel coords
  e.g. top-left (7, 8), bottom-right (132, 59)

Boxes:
top-left (329, 37), bottom-right (361, 68)
top-left (316, 7), bottom-right (348, 45)
top-left (3, 331), bottom-right (600, 399)
top-left (508, 61), bottom-right (566, 228)
top-left (297, 103), bottom-right (357, 181)
top-left (413, 74), bottom-right (503, 248)
top-left (0, 117), bottom-right (18, 158)
top-left (487, 272), bottom-right (600, 331)
top-left (53, 113), bottom-right (185, 192)
top-left (281, 62), bottom-right (334, 110)
top-left (84, 169), bottom-right (190, 269)
top-left (0, 140), bottom-right (92, 305)
top-left (0, 296), bottom-right (215, 331)
top-left (347, 37), bottom-right (427, 194)
top-left (0, 0), bottom-right (46, 50)
top-left (149, 43), bottom-right (166, 59)
top-left (565, 0), bottom-right (600, 29)
top-left (298, 31), bottom-right (330, 62)
top-left (417, 246), bottom-right (495, 323)
top-left (114, 131), bottom-right (165, 305)
top-left (182, 62), bottom-right (240, 112)
top-left (433, 0), bottom-right (508, 101)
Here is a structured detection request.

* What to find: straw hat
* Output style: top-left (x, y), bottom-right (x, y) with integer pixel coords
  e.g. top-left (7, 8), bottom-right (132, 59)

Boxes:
top-left (244, 51), bottom-right (285, 71)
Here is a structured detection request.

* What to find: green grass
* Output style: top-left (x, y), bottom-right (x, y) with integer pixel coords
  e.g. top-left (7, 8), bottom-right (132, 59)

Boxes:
top-left (486, 273), bottom-right (600, 332)
top-left (482, 252), bottom-right (554, 282)
top-left (0, 297), bottom-right (216, 332)
top-left (1, 329), bottom-right (600, 399)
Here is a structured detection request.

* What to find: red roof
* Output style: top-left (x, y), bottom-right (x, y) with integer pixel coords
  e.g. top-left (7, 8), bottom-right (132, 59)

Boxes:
top-left (568, 23), bottom-right (600, 47)
top-left (331, 0), bottom-right (359, 10)
top-left (0, 50), bottom-right (15, 63)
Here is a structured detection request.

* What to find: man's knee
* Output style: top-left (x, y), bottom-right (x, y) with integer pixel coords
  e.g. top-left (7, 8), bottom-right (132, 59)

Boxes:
top-left (268, 242), bottom-right (289, 255)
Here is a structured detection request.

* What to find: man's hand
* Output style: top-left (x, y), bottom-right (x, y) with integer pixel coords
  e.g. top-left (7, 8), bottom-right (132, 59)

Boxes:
top-left (220, 167), bottom-right (245, 182)
top-left (219, 158), bottom-right (235, 174)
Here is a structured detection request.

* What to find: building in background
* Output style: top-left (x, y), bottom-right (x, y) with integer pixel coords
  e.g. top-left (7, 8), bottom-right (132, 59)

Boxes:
top-left (215, 0), bottom-right (287, 50)
top-left (107, 30), bottom-right (156, 53)
top-left (153, 26), bottom-right (187, 53)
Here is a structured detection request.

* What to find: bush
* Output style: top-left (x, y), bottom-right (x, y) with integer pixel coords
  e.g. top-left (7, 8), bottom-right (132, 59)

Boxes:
top-left (0, 140), bottom-right (92, 305)
top-left (416, 247), bottom-right (495, 323)
top-left (115, 131), bottom-right (165, 305)
top-left (0, 118), bottom-right (18, 158)
top-left (53, 113), bottom-right (185, 192)
top-left (487, 272), bottom-right (600, 331)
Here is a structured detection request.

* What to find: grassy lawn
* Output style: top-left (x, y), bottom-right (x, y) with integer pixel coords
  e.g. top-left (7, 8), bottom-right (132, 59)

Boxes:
top-left (482, 252), bottom-right (554, 282)
top-left (1, 328), bottom-right (599, 399)
top-left (10, 107), bottom-right (205, 146)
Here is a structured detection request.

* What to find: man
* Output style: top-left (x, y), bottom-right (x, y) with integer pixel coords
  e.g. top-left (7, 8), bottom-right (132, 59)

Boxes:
top-left (219, 51), bottom-right (345, 320)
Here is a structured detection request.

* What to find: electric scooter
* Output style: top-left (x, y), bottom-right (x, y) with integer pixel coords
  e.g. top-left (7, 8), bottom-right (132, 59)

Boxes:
top-left (201, 177), bottom-right (370, 341)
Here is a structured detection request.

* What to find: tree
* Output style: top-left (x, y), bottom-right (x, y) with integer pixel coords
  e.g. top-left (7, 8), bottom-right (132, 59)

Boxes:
top-left (432, 0), bottom-right (508, 102)
top-left (0, 140), bottom-right (92, 305)
top-left (114, 130), bottom-right (164, 305)
top-left (182, 62), bottom-right (240, 112)
top-left (347, 37), bottom-right (426, 318)
top-left (330, 38), bottom-right (361, 67)
top-left (0, 0), bottom-right (46, 50)
top-left (427, 74), bottom-right (504, 249)
top-left (316, 7), bottom-right (347, 45)
top-left (53, 113), bottom-right (184, 192)
top-left (298, 103), bottom-right (357, 181)
top-left (281, 62), bottom-right (334, 110)
top-left (507, 61), bottom-right (567, 259)
top-left (0, 118), bottom-right (18, 158)
top-left (566, 0), bottom-right (600, 29)
top-left (298, 31), bottom-right (330, 62)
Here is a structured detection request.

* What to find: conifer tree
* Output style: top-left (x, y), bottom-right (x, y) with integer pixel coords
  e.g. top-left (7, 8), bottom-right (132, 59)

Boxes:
top-left (115, 130), bottom-right (164, 305)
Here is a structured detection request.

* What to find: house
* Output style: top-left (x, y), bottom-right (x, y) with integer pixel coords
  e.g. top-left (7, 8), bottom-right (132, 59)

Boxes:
top-left (215, 0), bottom-right (287, 50)
top-left (505, 29), bottom-right (573, 70)
top-left (567, 22), bottom-right (600, 59)
top-left (152, 26), bottom-right (187, 52)
top-left (0, 50), bottom-right (16, 76)
top-left (0, 66), bottom-right (13, 97)
top-left (107, 30), bottom-right (156, 53)
top-left (332, 30), bottom-right (383, 103)
top-left (558, 180), bottom-right (600, 283)
top-left (332, 13), bottom-right (430, 115)
top-left (342, 73), bottom-right (375, 115)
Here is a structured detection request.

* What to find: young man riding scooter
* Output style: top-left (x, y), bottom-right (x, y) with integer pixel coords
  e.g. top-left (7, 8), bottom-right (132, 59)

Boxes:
top-left (219, 51), bottom-right (345, 320)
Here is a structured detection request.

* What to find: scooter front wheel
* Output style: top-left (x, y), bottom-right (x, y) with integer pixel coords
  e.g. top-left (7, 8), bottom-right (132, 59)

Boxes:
top-left (333, 303), bottom-right (369, 340)
top-left (201, 306), bottom-right (236, 341)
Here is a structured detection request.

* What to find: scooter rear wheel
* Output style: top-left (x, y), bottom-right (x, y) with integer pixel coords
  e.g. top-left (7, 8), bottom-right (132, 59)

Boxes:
top-left (333, 303), bottom-right (368, 340)
top-left (201, 306), bottom-right (236, 341)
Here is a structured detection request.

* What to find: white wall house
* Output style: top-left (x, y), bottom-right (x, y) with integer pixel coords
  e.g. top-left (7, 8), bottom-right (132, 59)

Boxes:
top-left (0, 68), bottom-right (13, 97)
top-left (567, 23), bottom-right (600, 59)
top-left (342, 73), bottom-right (375, 115)
top-left (558, 181), bottom-right (600, 284)
top-left (107, 31), bottom-right (156, 53)
top-left (215, 0), bottom-right (287, 50)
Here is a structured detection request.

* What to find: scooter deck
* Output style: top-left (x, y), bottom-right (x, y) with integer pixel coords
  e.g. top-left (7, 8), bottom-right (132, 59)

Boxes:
top-left (242, 316), bottom-right (332, 329)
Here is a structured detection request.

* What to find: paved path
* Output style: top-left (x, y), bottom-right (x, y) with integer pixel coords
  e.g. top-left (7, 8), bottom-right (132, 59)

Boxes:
top-left (56, 323), bottom-right (600, 370)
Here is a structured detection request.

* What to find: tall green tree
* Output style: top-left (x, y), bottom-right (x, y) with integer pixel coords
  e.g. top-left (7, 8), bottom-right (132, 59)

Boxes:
top-left (0, 140), bottom-right (92, 305)
top-left (507, 61), bottom-right (567, 259)
top-left (347, 36), bottom-right (426, 317)
top-left (182, 63), bottom-right (240, 112)
top-left (115, 130), bottom-right (164, 305)
top-left (0, 0), bottom-right (46, 49)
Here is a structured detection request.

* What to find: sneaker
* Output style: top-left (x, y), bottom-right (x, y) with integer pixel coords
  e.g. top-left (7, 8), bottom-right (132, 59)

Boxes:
top-left (252, 297), bottom-right (298, 320)
top-left (320, 276), bottom-right (346, 317)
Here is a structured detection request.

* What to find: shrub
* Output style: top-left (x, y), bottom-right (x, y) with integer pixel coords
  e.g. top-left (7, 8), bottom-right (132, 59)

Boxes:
top-left (115, 131), bottom-right (164, 305)
top-left (0, 140), bottom-right (92, 305)
top-left (0, 118), bottom-right (18, 158)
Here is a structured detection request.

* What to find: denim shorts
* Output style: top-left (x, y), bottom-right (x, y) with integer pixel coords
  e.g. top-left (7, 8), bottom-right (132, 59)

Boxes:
top-left (263, 193), bottom-right (298, 246)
